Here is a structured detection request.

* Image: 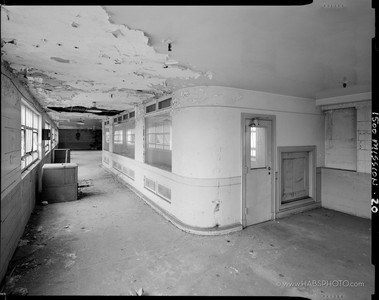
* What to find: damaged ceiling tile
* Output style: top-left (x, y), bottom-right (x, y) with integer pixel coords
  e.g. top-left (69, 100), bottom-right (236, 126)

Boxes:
top-left (1, 5), bottom-right (208, 116)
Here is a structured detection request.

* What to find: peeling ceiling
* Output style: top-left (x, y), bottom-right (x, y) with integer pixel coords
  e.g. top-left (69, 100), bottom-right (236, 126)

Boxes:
top-left (0, 3), bottom-right (374, 127)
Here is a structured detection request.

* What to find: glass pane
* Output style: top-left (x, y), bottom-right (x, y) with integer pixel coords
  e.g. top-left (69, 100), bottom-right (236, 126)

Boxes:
top-left (148, 134), bottom-right (156, 144)
top-left (148, 126), bottom-right (155, 134)
top-left (156, 134), bottom-right (163, 144)
top-left (27, 108), bottom-right (33, 127)
top-left (252, 131), bottom-right (256, 148)
top-left (32, 152), bottom-right (38, 161)
top-left (21, 129), bottom-right (25, 156)
top-left (33, 114), bottom-right (39, 129)
top-left (33, 131), bottom-right (38, 152)
top-left (250, 127), bottom-right (266, 168)
top-left (21, 105), bottom-right (25, 125)
top-left (156, 124), bottom-right (163, 134)
top-left (26, 129), bottom-right (32, 152)
top-left (145, 113), bottom-right (172, 171)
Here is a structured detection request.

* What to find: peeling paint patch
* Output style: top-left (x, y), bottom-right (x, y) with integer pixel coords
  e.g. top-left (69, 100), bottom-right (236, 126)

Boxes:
top-left (50, 57), bottom-right (70, 63)
top-left (1, 5), bottom-right (205, 114)
top-left (111, 29), bottom-right (123, 38)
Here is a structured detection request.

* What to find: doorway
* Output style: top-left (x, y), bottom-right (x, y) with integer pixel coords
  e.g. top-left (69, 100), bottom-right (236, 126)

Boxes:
top-left (242, 114), bottom-right (275, 227)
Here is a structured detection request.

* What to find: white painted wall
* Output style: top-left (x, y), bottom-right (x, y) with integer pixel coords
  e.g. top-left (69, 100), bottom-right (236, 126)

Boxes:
top-left (103, 86), bottom-right (325, 231)
top-left (321, 168), bottom-right (371, 218)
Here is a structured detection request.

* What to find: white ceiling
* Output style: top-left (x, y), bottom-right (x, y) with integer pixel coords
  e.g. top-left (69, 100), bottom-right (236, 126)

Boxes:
top-left (1, 3), bottom-right (374, 127)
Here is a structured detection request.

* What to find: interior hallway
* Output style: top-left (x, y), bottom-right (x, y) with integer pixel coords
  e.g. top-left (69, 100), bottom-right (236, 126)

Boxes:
top-left (2, 151), bottom-right (374, 298)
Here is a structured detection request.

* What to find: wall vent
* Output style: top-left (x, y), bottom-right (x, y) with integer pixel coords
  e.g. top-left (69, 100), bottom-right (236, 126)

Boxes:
top-left (128, 169), bottom-right (135, 179)
top-left (144, 177), bottom-right (156, 192)
top-left (157, 184), bottom-right (171, 202)
top-left (121, 166), bottom-right (135, 180)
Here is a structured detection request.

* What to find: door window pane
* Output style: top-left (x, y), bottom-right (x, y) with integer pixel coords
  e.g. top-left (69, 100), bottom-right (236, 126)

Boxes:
top-left (250, 127), bottom-right (266, 168)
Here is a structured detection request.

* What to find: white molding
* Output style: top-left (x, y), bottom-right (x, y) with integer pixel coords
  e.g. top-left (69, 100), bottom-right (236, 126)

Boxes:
top-left (316, 92), bottom-right (371, 107)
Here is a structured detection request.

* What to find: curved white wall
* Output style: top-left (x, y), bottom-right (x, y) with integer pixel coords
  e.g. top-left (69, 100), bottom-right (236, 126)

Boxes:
top-left (103, 86), bottom-right (324, 232)
top-left (172, 107), bottom-right (241, 178)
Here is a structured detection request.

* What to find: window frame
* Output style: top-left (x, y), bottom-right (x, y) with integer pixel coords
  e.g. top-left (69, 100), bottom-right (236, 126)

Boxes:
top-left (144, 110), bottom-right (172, 171)
top-left (21, 100), bottom-right (40, 172)
top-left (44, 121), bottom-right (51, 153)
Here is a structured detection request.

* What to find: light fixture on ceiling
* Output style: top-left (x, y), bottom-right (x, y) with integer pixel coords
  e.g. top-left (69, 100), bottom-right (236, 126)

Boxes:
top-left (249, 118), bottom-right (259, 127)
top-left (342, 77), bottom-right (349, 88)
top-left (162, 39), bottom-right (174, 52)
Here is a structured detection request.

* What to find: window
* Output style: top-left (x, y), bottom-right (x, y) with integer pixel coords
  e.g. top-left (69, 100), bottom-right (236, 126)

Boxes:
top-left (114, 129), bottom-right (123, 144)
top-left (158, 98), bottom-right (171, 110)
top-left (112, 120), bottom-right (135, 159)
top-left (21, 101), bottom-right (40, 171)
top-left (146, 103), bottom-right (156, 113)
top-left (250, 127), bottom-right (266, 168)
top-left (325, 108), bottom-right (356, 170)
top-left (51, 127), bottom-right (58, 148)
top-left (104, 126), bottom-right (110, 151)
top-left (145, 112), bottom-right (172, 171)
top-left (52, 127), bottom-right (58, 148)
top-left (45, 121), bottom-right (51, 153)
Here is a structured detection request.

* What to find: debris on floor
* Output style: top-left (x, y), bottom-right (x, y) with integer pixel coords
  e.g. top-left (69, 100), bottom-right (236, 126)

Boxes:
top-left (42, 201), bottom-right (49, 206)
top-left (136, 288), bottom-right (144, 296)
top-left (12, 287), bottom-right (28, 296)
top-left (18, 239), bottom-right (29, 247)
top-left (249, 250), bottom-right (257, 258)
top-left (78, 179), bottom-right (93, 188)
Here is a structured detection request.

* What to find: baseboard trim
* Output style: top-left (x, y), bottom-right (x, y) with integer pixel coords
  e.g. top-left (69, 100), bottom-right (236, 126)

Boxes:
top-left (276, 202), bottom-right (321, 219)
top-left (102, 165), bottom-right (243, 236)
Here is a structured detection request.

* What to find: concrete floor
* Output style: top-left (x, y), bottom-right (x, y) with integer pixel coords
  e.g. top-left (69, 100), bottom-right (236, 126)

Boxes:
top-left (1, 151), bottom-right (374, 298)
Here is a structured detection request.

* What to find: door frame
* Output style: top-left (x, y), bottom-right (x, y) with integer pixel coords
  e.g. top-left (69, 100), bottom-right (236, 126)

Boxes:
top-left (241, 113), bottom-right (276, 228)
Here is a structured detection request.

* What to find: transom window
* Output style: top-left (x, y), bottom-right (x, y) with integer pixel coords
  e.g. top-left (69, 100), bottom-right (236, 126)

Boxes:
top-left (21, 101), bottom-right (40, 171)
